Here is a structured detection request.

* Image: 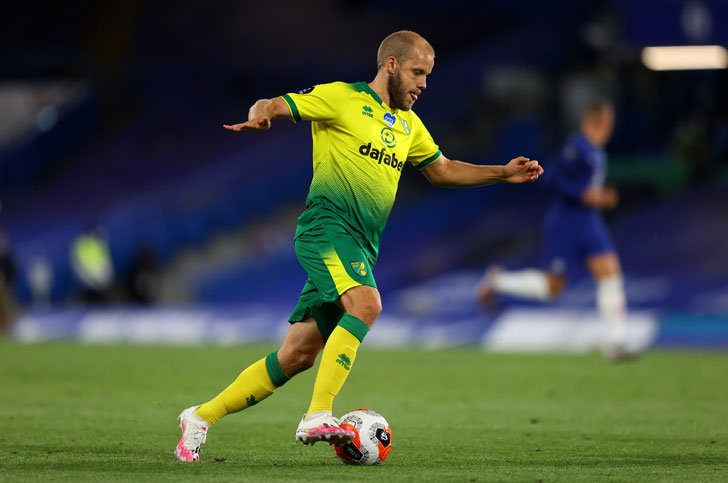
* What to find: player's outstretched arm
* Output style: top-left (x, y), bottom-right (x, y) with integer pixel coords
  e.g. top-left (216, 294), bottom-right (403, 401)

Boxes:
top-left (223, 97), bottom-right (292, 132)
top-left (421, 155), bottom-right (544, 188)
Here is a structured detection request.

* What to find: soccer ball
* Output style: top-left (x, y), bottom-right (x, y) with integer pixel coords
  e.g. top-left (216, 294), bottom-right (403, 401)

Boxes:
top-left (334, 409), bottom-right (392, 465)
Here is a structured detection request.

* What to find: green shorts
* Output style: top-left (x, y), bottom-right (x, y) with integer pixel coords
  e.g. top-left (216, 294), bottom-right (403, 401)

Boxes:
top-left (289, 221), bottom-right (377, 340)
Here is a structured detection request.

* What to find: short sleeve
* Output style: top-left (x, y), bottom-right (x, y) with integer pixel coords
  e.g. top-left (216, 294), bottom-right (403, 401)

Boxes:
top-left (281, 82), bottom-right (353, 123)
top-left (406, 111), bottom-right (441, 169)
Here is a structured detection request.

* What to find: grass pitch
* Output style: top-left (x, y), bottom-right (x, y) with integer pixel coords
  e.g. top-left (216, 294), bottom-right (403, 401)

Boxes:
top-left (1, 340), bottom-right (726, 482)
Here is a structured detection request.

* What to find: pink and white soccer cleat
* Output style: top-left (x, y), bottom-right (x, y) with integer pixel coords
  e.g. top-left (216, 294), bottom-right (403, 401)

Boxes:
top-left (295, 412), bottom-right (355, 446)
top-left (175, 406), bottom-right (209, 462)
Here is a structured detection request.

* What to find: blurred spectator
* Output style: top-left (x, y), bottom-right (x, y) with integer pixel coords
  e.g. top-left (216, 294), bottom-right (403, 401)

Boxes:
top-left (70, 223), bottom-right (115, 304)
top-left (125, 244), bottom-right (161, 305)
top-left (28, 256), bottom-right (53, 306)
top-left (0, 229), bottom-right (19, 332)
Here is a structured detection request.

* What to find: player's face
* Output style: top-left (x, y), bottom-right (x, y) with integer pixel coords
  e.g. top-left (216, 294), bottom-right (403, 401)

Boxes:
top-left (387, 44), bottom-right (434, 111)
top-left (596, 109), bottom-right (615, 146)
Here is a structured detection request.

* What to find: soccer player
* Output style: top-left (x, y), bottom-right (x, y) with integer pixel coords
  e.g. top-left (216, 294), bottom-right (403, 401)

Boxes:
top-left (175, 30), bottom-right (543, 462)
top-left (477, 100), bottom-right (629, 359)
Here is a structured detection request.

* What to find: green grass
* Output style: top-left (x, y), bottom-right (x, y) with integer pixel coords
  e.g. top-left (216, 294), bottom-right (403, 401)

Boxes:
top-left (1, 341), bottom-right (727, 482)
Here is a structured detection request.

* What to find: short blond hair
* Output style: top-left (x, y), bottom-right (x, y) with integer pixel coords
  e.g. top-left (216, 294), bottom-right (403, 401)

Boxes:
top-left (377, 30), bottom-right (434, 70)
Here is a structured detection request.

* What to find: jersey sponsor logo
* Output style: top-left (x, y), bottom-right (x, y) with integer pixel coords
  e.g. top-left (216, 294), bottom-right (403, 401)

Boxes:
top-left (350, 261), bottom-right (367, 277)
top-left (401, 118), bottom-right (410, 135)
top-left (298, 86), bottom-right (315, 94)
top-left (362, 105), bottom-right (374, 118)
top-left (383, 112), bottom-right (396, 127)
top-left (359, 142), bottom-right (404, 171)
top-left (380, 127), bottom-right (396, 148)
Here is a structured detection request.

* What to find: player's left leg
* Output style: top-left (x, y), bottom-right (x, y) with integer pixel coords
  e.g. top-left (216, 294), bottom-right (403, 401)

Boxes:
top-left (290, 221), bottom-right (378, 445)
top-left (478, 205), bottom-right (576, 306)
top-left (296, 285), bottom-right (378, 446)
top-left (477, 266), bottom-right (564, 304)
top-left (306, 285), bottom-right (378, 415)
top-left (586, 252), bottom-right (630, 359)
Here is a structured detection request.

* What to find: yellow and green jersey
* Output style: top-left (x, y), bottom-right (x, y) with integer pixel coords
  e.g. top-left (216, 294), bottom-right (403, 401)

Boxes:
top-left (281, 81), bottom-right (441, 260)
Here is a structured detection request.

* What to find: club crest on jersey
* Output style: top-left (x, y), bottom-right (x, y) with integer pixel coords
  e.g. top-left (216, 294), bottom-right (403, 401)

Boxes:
top-left (350, 261), bottom-right (367, 277)
top-left (401, 118), bottom-right (410, 135)
top-left (380, 127), bottom-right (396, 148)
top-left (383, 112), bottom-right (396, 127)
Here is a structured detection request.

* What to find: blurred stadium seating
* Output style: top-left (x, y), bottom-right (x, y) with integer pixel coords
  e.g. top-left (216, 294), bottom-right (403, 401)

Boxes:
top-left (2, 1), bottom-right (727, 348)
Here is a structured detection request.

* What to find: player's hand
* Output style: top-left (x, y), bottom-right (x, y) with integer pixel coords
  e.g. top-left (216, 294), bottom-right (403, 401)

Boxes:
top-left (601, 186), bottom-right (619, 210)
top-left (223, 116), bottom-right (272, 132)
top-left (582, 186), bottom-right (619, 210)
top-left (502, 156), bottom-right (543, 184)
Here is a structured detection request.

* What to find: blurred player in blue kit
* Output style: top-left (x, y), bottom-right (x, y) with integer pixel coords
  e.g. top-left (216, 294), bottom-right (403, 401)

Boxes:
top-left (478, 100), bottom-right (632, 360)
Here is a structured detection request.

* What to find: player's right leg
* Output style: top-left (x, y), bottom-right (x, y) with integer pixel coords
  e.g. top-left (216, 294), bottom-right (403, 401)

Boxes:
top-left (585, 251), bottom-right (632, 360)
top-left (175, 319), bottom-right (324, 462)
top-left (582, 211), bottom-right (634, 360)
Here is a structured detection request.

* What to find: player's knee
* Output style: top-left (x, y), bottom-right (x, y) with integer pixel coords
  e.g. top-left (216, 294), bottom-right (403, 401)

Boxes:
top-left (293, 351), bottom-right (319, 373)
top-left (359, 292), bottom-right (382, 325)
top-left (547, 274), bottom-right (567, 298)
top-left (341, 286), bottom-right (382, 326)
top-left (279, 348), bottom-right (319, 376)
top-left (587, 253), bottom-right (622, 279)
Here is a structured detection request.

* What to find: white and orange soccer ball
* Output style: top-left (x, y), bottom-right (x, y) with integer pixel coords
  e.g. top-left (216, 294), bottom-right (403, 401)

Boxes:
top-left (333, 409), bottom-right (392, 465)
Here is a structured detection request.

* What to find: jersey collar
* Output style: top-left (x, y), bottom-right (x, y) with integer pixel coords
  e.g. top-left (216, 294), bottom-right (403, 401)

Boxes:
top-left (353, 81), bottom-right (395, 113)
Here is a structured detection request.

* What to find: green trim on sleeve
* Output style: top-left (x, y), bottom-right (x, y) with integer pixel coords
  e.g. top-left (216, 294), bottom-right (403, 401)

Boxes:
top-left (338, 314), bottom-right (369, 343)
top-left (265, 351), bottom-right (290, 387)
top-left (416, 149), bottom-right (442, 170)
top-left (281, 94), bottom-right (301, 123)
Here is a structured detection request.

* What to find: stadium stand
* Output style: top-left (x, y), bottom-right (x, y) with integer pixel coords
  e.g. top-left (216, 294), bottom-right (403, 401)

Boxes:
top-left (1, 1), bottom-right (726, 349)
